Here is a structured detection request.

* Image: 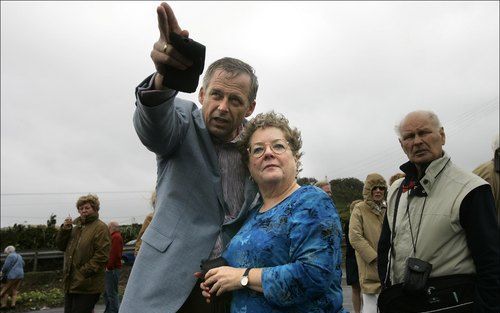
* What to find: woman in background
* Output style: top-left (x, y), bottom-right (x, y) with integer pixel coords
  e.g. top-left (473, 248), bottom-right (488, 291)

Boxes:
top-left (134, 190), bottom-right (157, 256)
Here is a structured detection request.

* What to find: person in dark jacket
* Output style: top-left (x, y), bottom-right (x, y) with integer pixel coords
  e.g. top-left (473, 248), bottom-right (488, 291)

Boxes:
top-left (56, 194), bottom-right (110, 313)
top-left (344, 200), bottom-right (363, 313)
top-left (104, 221), bottom-right (123, 313)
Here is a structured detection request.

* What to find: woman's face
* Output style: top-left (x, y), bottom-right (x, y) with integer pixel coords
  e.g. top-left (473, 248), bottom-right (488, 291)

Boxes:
top-left (247, 127), bottom-right (297, 188)
top-left (78, 202), bottom-right (96, 218)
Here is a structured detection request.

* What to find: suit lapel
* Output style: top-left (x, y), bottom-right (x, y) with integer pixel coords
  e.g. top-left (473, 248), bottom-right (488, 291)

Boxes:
top-left (192, 109), bottom-right (226, 210)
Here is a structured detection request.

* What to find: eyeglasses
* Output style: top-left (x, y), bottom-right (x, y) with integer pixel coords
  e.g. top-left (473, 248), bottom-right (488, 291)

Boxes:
top-left (372, 186), bottom-right (386, 191)
top-left (248, 139), bottom-right (289, 158)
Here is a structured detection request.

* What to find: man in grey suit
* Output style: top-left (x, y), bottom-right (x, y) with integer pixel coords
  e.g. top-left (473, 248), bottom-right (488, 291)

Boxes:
top-left (120, 2), bottom-right (259, 313)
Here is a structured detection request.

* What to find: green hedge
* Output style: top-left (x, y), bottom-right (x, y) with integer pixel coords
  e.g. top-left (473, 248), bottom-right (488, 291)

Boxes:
top-left (1, 223), bottom-right (142, 251)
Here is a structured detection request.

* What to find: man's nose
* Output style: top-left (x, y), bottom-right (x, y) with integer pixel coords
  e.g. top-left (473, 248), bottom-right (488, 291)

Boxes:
top-left (413, 134), bottom-right (423, 144)
top-left (217, 98), bottom-right (229, 113)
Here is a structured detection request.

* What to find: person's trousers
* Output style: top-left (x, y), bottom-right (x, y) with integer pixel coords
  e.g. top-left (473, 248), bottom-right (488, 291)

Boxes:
top-left (177, 279), bottom-right (230, 313)
top-left (64, 293), bottom-right (100, 313)
top-left (104, 269), bottom-right (121, 313)
top-left (362, 293), bottom-right (379, 313)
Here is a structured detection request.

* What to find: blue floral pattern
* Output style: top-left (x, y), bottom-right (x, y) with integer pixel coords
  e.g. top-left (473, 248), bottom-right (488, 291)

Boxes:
top-left (223, 185), bottom-right (346, 313)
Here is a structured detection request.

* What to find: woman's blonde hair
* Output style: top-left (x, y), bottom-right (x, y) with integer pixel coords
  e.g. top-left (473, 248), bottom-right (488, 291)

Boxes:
top-left (76, 194), bottom-right (100, 211)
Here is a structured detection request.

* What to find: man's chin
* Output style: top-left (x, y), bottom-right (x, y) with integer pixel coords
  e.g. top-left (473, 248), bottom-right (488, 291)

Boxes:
top-left (208, 127), bottom-right (231, 141)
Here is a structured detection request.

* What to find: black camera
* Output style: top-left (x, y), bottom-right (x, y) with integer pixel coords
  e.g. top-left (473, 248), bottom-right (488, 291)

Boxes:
top-left (403, 257), bottom-right (432, 294)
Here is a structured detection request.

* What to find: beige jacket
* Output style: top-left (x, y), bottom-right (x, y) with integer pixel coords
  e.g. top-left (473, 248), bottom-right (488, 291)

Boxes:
top-left (349, 173), bottom-right (387, 294)
top-left (134, 212), bottom-right (154, 255)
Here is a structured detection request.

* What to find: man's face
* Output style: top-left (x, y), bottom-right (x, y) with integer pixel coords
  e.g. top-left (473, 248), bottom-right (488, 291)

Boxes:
top-left (78, 203), bottom-right (96, 218)
top-left (321, 184), bottom-right (332, 197)
top-left (399, 113), bottom-right (446, 166)
top-left (199, 69), bottom-right (256, 141)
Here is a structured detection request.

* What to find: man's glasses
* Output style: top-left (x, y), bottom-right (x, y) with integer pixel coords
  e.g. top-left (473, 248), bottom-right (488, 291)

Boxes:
top-left (372, 186), bottom-right (386, 191)
top-left (248, 139), bottom-right (289, 158)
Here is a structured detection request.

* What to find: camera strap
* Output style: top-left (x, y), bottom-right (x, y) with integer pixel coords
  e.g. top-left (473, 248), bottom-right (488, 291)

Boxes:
top-left (406, 195), bottom-right (427, 256)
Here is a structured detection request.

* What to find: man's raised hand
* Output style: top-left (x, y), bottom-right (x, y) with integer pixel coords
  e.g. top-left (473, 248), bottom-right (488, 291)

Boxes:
top-left (151, 2), bottom-right (193, 89)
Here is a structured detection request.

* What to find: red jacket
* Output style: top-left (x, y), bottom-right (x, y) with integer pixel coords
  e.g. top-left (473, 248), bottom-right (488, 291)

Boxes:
top-left (106, 231), bottom-right (123, 270)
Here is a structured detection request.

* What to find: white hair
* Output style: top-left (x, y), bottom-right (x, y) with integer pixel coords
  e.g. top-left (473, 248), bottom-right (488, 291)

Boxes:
top-left (108, 220), bottom-right (120, 231)
top-left (395, 110), bottom-right (442, 138)
top-left (4, 245), bottom-right (15, 254)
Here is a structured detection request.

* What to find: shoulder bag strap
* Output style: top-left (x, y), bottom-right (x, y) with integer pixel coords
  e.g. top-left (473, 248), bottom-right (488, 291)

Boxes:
top-left (2, 254), bottom-right (20, 275)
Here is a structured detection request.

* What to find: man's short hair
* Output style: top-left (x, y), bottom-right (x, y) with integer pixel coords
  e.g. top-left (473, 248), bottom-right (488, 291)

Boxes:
top-left (202, 57), bottom-right (259, 103)
top-left (109, 220), bottom-right (120, 231)
top-left (76, 194), bottom-right (100, 211)
top-left (314, 181), bottom-right (330, 188)
top-left (395, 110), bottom-right (442, 138)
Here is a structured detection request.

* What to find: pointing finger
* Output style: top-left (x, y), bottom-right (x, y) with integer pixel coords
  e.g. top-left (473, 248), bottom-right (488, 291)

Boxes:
top-left (156, 5), bottom-right (170, 42)
top-left (160, 2), bottom-right (183, 35)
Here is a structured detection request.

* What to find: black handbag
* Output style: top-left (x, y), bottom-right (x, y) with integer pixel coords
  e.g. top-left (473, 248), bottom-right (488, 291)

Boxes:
top-left (378, 274), bottom-right (475, 313)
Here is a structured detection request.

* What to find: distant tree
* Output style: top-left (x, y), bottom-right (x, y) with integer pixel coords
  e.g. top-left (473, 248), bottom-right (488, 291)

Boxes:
top-left (46, 214), bottom-right (57, 228)
top-left (297, 177), bottom-right (318, 186)
top-left (330, 177), bottom-right (364, 225)
top-left (120, 223), bottom-right (143, 244)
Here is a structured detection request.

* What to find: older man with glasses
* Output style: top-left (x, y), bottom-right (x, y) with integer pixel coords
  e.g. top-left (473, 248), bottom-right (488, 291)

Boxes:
top-left (349, 173), bottom-right (388, 313)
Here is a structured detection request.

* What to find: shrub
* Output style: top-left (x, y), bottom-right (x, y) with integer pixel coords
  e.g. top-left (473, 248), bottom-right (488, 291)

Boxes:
top-left (16, 288), bottom-right (65, 309)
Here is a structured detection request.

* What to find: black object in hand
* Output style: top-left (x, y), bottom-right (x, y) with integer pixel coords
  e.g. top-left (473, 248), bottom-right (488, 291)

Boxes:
top-left (200, 256), bottom-right (228, 276)
top-left (199, 257), bottom-right (232, 307)
top-left (162, 32), bottom-right (206, 93)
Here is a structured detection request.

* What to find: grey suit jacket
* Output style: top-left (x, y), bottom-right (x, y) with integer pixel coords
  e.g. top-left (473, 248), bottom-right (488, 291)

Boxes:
top-left (120, 76), bottom-right (259, 313)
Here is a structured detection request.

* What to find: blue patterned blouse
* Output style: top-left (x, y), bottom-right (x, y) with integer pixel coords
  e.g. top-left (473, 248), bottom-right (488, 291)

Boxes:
top-left (222, 185), bottom-right (346, 313)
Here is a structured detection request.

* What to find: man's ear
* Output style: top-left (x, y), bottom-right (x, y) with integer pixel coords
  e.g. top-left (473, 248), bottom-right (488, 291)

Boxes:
top-left (440, 127), bottom-right (446, 146)
top-left (245, 100), bottom-right (256, 117)
top-left (398, 138), bottom-right (403, 149)
top-left (198, 87), bottom-right (205, 105)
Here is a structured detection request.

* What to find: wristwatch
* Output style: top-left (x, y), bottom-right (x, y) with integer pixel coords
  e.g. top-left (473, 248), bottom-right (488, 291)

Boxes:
top-left (240, 268), bottom-right (252, 287)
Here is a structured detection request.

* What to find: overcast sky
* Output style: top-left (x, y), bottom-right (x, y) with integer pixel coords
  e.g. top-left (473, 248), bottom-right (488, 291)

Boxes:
top-left (1, 1), bottom-right (498, 227)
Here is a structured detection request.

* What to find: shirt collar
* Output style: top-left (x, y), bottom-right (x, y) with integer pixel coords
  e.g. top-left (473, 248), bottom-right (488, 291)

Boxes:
top-left (399, 152), bottom-right (451, 196)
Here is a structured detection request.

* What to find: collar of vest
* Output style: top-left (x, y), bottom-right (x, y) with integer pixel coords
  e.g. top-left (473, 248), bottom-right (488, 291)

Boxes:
top-left (401, 152), bottom-right (451, 196)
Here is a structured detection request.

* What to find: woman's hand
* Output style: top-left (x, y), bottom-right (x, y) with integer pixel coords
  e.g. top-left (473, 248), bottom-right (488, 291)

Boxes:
top-left (203, 266), bottom-right (246, 296)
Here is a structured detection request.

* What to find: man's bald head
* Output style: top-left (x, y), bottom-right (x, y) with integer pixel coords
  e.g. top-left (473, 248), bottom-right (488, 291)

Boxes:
top-left (108, 220), bottom-right (120, 233)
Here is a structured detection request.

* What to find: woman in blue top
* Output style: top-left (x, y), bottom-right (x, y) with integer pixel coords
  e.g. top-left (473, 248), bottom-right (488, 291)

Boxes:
top-left (1, 245), bottom-right (24, 310)
top-left (201, 111), bottom-right (346, 313)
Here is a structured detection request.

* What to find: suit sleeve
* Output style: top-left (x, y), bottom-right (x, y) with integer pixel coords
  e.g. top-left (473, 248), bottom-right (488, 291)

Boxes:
top-left (133, 74), bottom-right (191, 156)
top-left (349, 206), bottom-right (377, 264)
